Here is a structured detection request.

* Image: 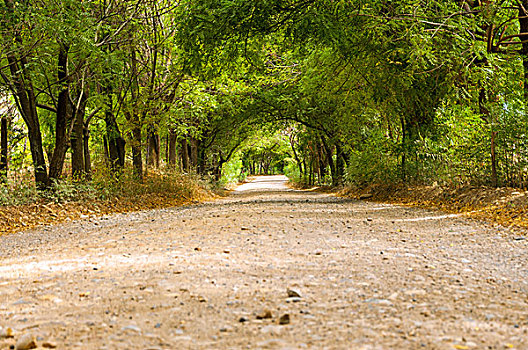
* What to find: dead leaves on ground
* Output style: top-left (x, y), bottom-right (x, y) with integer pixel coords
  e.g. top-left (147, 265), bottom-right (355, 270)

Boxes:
top-left (344, 184), bottom-right (528, 232)
top-left (0, 191), bottom-right (213, 236)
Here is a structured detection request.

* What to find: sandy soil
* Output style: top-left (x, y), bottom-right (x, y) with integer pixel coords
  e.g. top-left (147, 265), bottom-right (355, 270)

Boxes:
top-left (0, 175), bottom-right (527, 349)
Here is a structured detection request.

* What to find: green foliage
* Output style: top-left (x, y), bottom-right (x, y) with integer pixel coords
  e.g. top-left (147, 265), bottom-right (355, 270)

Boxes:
top-left (41, 178), bottom-right (98, 204)
top-left (345, 134), bottom-right (399, 187)
top-left (3, 0), bottom-right (528, 206)
top-left (219, 156), bottom-right (243, 186)
top-left (0, 178), bottom-right (37, 206)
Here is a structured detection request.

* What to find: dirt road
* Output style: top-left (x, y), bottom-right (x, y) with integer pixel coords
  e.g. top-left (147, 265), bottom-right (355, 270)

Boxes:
top-left (0, 175), bottom-right (527, 349)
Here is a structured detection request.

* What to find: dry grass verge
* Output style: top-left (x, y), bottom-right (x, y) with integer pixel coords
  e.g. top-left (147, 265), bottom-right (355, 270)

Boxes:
top-left (0, 172), bottom-right (214, 235)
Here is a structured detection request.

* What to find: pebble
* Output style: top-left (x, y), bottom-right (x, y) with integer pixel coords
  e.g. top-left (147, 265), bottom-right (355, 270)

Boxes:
top-left (278, 314), bottom-right (290, 325)
top-left (287, 288), bottom-right (301, 298)
top-left (15, 333), bottom-right (37, 350)
top-left (0, 326), bottom-right (14, 338)
top-left (286, 297), bottom-right (302, 303)
top-left (239, 316), bottom-right (249, 323)
top-left (256, 309), bottom-right (273, 319)
top-left (219, 326), bottom-right (232, 332)
top-left (122, 325), bottom-right (141, 333)
top-left (42, 341), bottom-right (57, 349)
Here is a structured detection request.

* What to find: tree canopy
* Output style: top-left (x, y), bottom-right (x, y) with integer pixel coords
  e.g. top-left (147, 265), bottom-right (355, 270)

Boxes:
top-left (1, 0), bottom-right (528, 193)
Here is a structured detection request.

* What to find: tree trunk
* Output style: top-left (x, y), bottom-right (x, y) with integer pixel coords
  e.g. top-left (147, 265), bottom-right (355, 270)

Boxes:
top-left (147, 125), bottom-right (160, 169)
top-left (490, 129), bottom-right (498, 187)
top-left (71, 92), bottom-right (87, 178)
top-left (289, 134), bottom-right (303, 176)
top-left (131, 122), bottom-right (143, 181)
top-left (190, 137), bottom-right (199, 171)
top-left (400, 116), bottom-right (407, 183)
top-left (317, 143), bottom-right (326, 183)
top-left (168, 130), bottom-right (178, 168)
top-left (0, 116), bottom-right (7, 182)
top-left (3, 0), bottom-right (48, 189)
top-left (165, 134), bottom-right (169, 164)
top-left (105, 109), bottom-right (126, 171)
top-left (83, 124), bottom-right (92, 176)
top-left (180, 139), bottom-right (189, 172)
top-left (308, 158), bottom-right (313, 186)
top-left (49, 44), bottom-right (72, 182)
top-left (214, 156), bottom-right (225, 181)
top-left (5, 54), bottom-right (48, 188)
top-left (478, 86), bottom-right (498, 187)
top-left (103, 135), bottom-right (109, 160)
top-left (198, 146), bottom-right (207, 175)
top-left (321, 137), bottom-right (336, 185)
top-left (335, 141), bottom-right (345, 186)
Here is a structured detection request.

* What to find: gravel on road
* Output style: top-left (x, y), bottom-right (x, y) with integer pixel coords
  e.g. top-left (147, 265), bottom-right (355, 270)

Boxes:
top-left (0, 175), bottom-right (527, 349)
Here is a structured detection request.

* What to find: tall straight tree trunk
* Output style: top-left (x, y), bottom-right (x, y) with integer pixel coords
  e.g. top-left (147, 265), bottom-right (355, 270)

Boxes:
top-left (105, 108), bottom-right (126, 171)
top-left (0, 116), bottom-right (7, 182)
top-left (179, 139), bottom-right (189, 172)
top-left (478, 86), bottom-right (498, 187)
top-left (198, 146), bottom-right (206, 175)
top-left (490, 128), bottom-right (498, 187)
top-left (168, 130), bottom-right (178, 168)
top-left (131, 121), bottom-right (143, 180)
top-left (400, 116), bottom-right (407, 183)
top-left (190, 137), bottom-right (199, 171)
top-left (81, 106), bottom-right (99, 178)
top-left (49, 44), bottom-right (72, 181)
top-left (147, 125), bottom-right (160, 169)
top-left (165, 134), bottom-right (169, 164)
top-left (71, 92), bottom-right (87, 178)
top-left (335, 141), bottom-right (346, 186)
top-left (317, 143), bottom-right (327, 183)
top-left (83, 125), bottom-right (91, 176)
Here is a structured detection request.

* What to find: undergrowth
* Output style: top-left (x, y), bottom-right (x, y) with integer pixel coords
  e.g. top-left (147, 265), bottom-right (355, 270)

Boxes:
top-left (0, 167), bottom-right (207, 207)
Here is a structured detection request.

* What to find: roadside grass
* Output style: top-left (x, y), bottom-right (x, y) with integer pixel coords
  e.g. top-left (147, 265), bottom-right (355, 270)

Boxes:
top-left (0, 168), bottom-right (213, 235)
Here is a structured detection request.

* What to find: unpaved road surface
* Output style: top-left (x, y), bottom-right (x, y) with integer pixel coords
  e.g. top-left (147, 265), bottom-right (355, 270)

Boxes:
top-left (0, 175), bottom-right (527, 349)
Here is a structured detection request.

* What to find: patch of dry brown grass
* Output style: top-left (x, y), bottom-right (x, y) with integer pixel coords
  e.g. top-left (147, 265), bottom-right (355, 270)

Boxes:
top-left (0, 171), bottom-right (214, 235)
